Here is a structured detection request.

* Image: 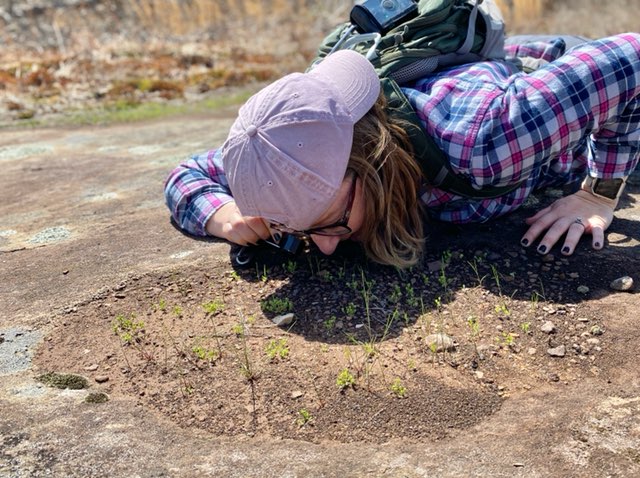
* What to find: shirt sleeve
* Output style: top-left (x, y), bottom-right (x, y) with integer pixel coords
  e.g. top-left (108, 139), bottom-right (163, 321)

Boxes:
top-left (163, 148), bottom-right (234, 236)
top-left (408, 33), bottom-right (640, 224)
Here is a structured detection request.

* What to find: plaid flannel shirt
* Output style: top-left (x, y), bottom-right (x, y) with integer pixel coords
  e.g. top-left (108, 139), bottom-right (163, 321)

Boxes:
top-left (165, 34), bottom-right (640, 235)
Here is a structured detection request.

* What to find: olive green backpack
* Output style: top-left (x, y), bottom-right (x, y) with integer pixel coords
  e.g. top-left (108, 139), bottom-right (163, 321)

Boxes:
top-left (311, 0), bottom-right (521, 198)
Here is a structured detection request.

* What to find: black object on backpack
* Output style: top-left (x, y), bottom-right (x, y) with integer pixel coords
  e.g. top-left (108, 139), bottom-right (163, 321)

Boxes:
top-left (312, 0), bottom-right (523, 198)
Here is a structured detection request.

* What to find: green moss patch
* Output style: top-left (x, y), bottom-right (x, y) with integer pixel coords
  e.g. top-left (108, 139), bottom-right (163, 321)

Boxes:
top-left (37, 372), bottom-right (89, 390)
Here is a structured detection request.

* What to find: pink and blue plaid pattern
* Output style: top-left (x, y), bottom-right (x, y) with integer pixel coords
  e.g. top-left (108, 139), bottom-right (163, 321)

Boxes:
top-left (165, 34), bottom-right (640, 234)
top-left (406, 33), bottom-right (640, 223)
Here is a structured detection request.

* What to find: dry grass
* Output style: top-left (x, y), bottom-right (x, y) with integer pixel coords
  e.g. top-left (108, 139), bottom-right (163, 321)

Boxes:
top-left (498, 0), bottom-right (639, 37)
top-left (0, 0), bottom-right (637, 125)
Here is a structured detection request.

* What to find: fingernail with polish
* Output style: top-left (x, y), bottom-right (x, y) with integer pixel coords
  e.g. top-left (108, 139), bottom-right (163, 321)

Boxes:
top-left (521, 238), bottom-right (529, 247)
top-left (594, 242), bottom-right (601, 248)
top-left (562, 246), bottom-right (570, 254)
top-left (537, 245), bottom-right (547, 254)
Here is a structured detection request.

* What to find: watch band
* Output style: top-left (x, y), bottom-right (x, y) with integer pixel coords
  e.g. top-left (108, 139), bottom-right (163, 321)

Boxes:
top-left (581, 175), bottom-right (627, 202)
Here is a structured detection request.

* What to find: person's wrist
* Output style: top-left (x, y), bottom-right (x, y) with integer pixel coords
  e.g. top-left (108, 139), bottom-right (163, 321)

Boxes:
top-left (580, 176), bottom-right (627, 209)
top-left (206, 201), bottom-right (237, 238)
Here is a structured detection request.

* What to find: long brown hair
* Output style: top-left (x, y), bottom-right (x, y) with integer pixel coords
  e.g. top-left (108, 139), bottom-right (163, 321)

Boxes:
top-left (348, 91), bottom-right (425, 268)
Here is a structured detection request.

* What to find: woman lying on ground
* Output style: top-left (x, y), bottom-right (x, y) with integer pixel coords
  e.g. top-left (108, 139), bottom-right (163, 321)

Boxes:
top-left (165, 33), bottom-right (640, 269)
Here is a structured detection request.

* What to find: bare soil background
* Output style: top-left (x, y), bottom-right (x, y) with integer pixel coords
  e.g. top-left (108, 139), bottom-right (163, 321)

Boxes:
top-left (1, 1), bottom-right (640, 477)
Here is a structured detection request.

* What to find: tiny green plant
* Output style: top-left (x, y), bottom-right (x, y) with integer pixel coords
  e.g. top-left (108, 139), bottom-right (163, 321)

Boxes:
top-left (520, 322), bottom-right (531, 334)
top-left (261, 297), bottom-right (293, 315)
top-left (202, 299), bottom-right (225, 315)
top-left (404, 283), bottom-right (419, 308)
top-left (235, 317), bottom-right (259, 382)
top-left (342, 302), bottom-right (357, 318)
top-left (265, 338), bottom-right (290, 361)
top-left (500, 332), bottom-right (516, 347)
top-left (468, 258), bottom-right (487, 286)
top-left (421, 273), bottom-right (430, 286)
top-left (232, 323), bottom-right (245, 336)
top-left (285, 260), bottom-right (298, 274)
top-left (495, 302), bottom-right (511, 317)
top-left (434, 296), bottom-right (442, 312)
top-left (324, 315), bottom-right (337, 331)
top-left (192, 344), bottom-right (218, 362)
top-left (157, 298), bottom-right (167, 312)
top-left (172, 305), bottom-right (183, 317)
top-left (390, 378), bottom-right (407, 398)
top-left (112, 313), bottom-right (145, 344)
top-left (230, 271), bottom-right (241, 281)
top-left (361, 341), bottom-right (377, 359)
top-left (256, 263), bottom-right (268, 282)
top-left (336, 368), bottom-right (356, 390)
top-left (297, 408), bottom-right (313, 427)
top-left (389, 283), bottom-right (402, 304)
top-left (467, 316), bottom-right (480, 338)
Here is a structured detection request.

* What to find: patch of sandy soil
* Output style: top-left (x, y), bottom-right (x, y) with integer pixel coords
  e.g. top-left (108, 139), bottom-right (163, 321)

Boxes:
top-left (32, 181), bottom-right (640, 448)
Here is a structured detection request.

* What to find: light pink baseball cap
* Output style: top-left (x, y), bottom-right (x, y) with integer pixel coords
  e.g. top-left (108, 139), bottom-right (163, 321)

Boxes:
top-left (221, 49), bottom-right (380, 231)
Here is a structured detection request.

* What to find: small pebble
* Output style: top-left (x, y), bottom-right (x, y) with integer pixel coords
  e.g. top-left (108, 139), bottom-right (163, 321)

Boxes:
top-left (424, 333), bottom-right (456, 352)
top-left (547, 345), bottom-right (566, 357)
top-left (291, 391), bottom-right (303, 399)
top-left (610, 276), bottom-right (634, 292)
top-left (576, 285), bottom-right (590, 294)
top-left (540, 321), bottom-right (556, 334)
top-left (271, 313), bottom-right (295, 327)
top-left (94, 375), bottom-right (109, 383)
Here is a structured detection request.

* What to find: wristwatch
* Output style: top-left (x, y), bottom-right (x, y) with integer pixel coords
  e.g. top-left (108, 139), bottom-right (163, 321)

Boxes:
top-left (581, 175), bottom-right (627, 201)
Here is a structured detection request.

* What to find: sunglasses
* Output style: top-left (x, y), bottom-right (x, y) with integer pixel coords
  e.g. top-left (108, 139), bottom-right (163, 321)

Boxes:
top-left (270, 171), bottom-right (357, 241)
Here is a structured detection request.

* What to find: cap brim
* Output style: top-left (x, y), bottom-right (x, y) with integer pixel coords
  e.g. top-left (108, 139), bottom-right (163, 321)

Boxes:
top-left (309, 49), bottom-right (380, 122)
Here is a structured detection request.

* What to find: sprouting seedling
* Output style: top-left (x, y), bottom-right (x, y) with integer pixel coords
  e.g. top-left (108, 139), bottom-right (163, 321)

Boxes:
top-left (112, 313), bottom-right (145, 344)
top-left (236, 317), bottom-right (258, 382)
top-left (390, 378), bottom-right (407, 398)
top-left (285, 260), bottom-right (297, 274)
top-left (467, 316), bottom-right (480, 338)
top-left (324, 315), bottom-right (337, 331)
top-left (157, 298), bottom-right (167, 312)
top-left (500, 332), bottom-right (516, 347)
top-left (467, 258), bottom-right (487, 286)
top-left (495, 302), bottom-right (510, 317)
top-left (342, 302), bottom-right (357, 318)
top-left (261, 296), bottom-right (293, 315)
top-left (192, 344), bottom-right (218, 362)
top-left (297, 408), bottom-right (313, 427)
top-left (336, 368), bottom-right (356, 390)
top-left (265, 338), bottom-right (290, 361)
top-left (256, 263), bottom-right (268, 282)
top-left (389, 283), bottom-right (402, 303)
top-left (202, 299), bottom-right (225, 315)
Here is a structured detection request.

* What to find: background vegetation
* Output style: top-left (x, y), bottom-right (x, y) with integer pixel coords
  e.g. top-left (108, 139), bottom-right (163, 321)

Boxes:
top-left (0, 0), bottom-right (637, 125)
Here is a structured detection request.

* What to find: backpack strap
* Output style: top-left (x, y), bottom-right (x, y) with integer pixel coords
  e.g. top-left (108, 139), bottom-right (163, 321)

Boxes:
top-left (381, 78), bottom-right (523, 199)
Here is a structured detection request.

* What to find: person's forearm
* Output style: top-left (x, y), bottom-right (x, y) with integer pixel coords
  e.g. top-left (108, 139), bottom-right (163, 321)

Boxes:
top-left (164, 149), bottom-right (234, 236)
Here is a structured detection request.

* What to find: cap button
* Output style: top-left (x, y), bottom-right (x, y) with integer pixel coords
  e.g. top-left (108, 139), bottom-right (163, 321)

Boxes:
top-left (246, 124), bottom-right (258, 137)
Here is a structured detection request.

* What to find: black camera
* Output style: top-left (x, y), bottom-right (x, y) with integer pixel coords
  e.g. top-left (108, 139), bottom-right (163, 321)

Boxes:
top-left (268, 232), bottom-right (307, 255)
top-left (350, 0), bottom-right (419, 34)
top-left (233, 232), bottom-right (308, 267)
